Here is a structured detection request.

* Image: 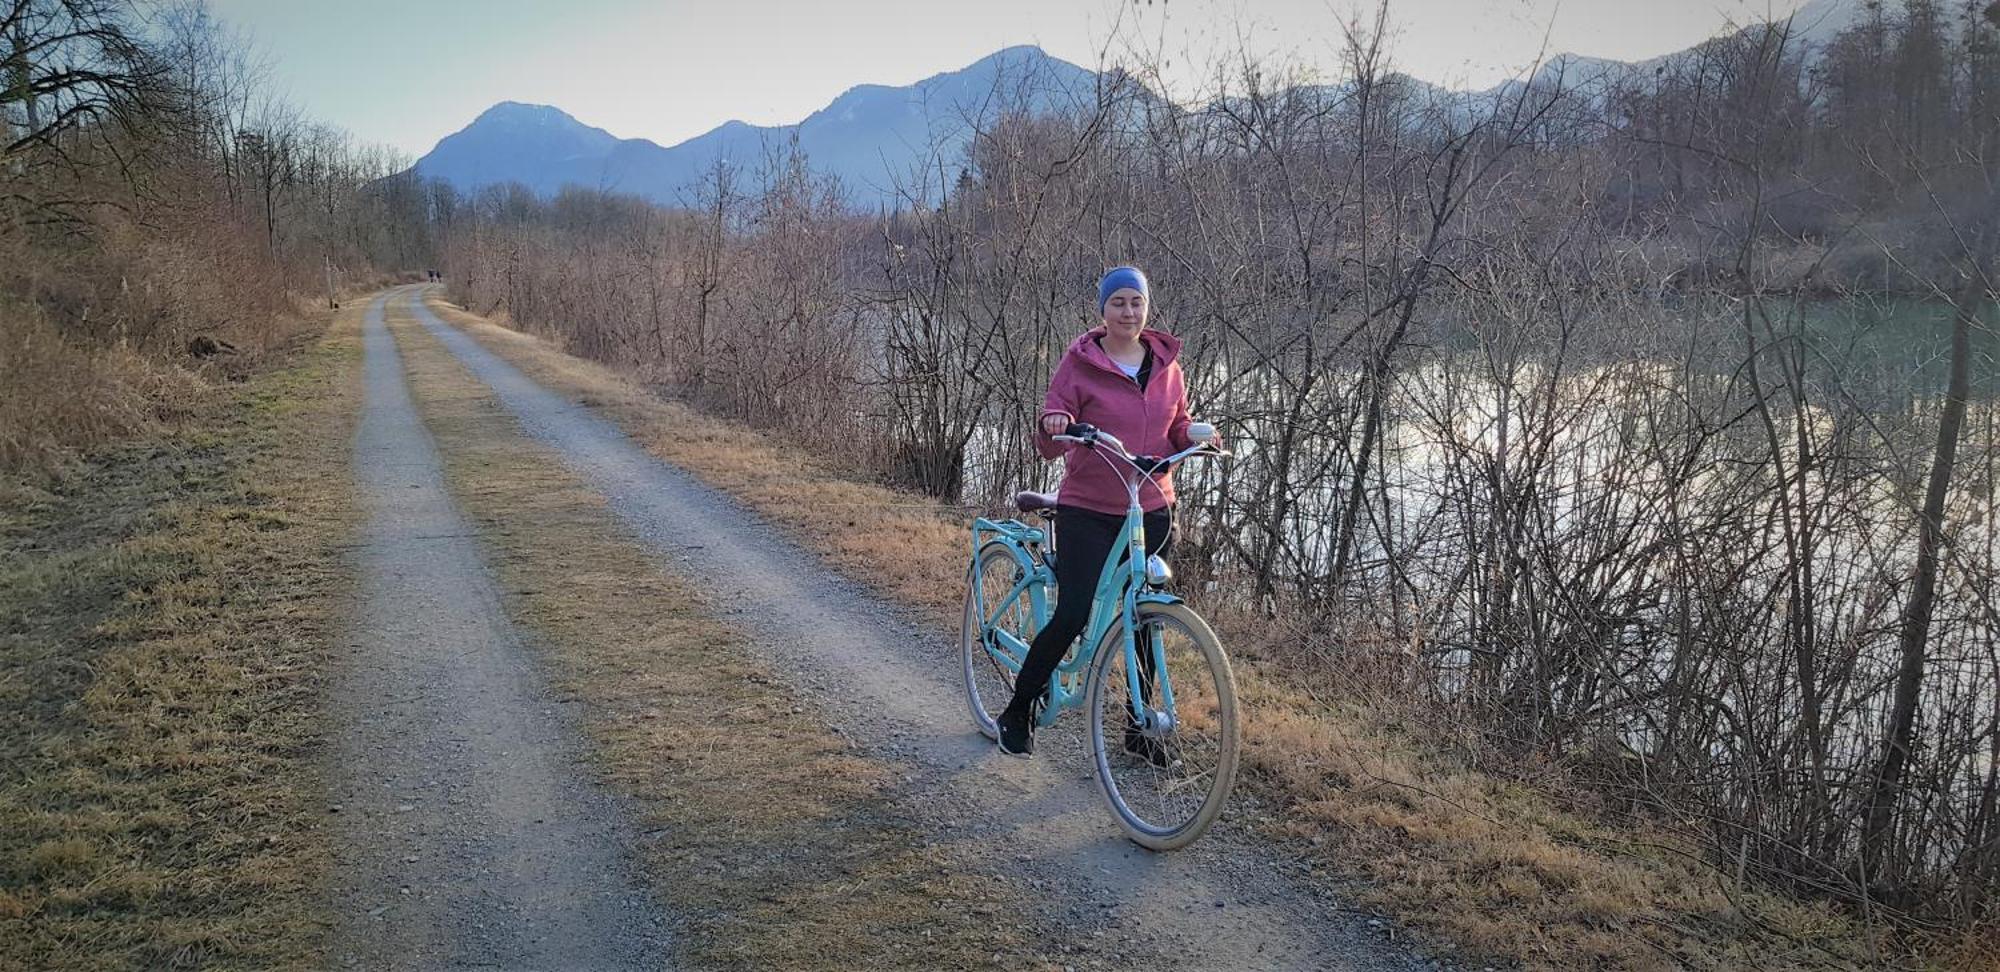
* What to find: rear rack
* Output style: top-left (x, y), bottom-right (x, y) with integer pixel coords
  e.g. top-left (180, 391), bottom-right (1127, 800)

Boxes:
top-left (972, 516), bottom-right (1045, 550)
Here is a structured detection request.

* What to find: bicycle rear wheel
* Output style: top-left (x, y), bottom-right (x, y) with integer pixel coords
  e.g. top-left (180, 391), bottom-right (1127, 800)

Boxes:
top-left (1085, 601), bottom-right (1239, 850)
top-left (962, 543), bottom-right (1038, 739)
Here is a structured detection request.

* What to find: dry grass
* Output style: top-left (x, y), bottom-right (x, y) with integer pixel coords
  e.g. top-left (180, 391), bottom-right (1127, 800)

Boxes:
top-left (0, 301), bottom-right (366, 970)
top-left (386, 305), bottom-right (1054, 970)
top-left (421, 294), bottom-right (1914, 970)
top-left (0, 301), bottom-right (206, 472)
top-left (0, 270), bottom-right (406, 475)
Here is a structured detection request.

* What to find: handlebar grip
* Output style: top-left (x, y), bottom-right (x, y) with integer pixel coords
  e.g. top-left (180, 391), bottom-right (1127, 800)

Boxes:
top-left (1065, 422), bottom-right (1098, 439)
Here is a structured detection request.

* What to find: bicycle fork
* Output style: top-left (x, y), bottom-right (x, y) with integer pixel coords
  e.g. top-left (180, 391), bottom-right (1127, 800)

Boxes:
top-left (1122, 512), bottom-right (1177, 736)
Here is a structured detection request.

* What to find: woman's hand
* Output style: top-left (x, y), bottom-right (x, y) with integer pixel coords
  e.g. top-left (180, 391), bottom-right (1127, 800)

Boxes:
top-left (1041, 412), bottom-right (1071, 436)
top-left (1182, 420), bottom-right (1223, 452)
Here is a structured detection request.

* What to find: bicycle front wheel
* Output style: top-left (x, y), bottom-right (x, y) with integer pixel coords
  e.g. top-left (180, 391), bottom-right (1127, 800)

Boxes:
top-left (1085, 601), bottom-right (1239, 850)
top-left (962, 543), bottom-right (1037, 739)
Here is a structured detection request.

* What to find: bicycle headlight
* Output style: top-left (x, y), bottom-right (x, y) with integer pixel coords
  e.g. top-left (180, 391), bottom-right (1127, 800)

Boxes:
top-left (1144, 554), bottom-right (1173, 587)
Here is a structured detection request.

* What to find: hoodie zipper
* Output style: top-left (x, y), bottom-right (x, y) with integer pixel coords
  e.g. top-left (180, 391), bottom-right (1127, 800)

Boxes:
top-left (1092, 333), bottom-right (1164, 456)
top-left (1120, 355), bottom-right (1152, 459)
top-left (1139, 347), bottom-right (1158, 454)
top-left (1137, 371), bottom-right (1150, 455)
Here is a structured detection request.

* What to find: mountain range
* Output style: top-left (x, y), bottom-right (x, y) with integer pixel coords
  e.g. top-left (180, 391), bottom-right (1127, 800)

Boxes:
top-left (409, 0), bottom-right (1876, 209)
top-left (412, 45), bottom-right (1096, 209)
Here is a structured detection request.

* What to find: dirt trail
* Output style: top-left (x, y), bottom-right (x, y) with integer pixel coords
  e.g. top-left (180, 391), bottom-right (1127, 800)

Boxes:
top-left (402, 289), bottom-right (1430, 970)
top-left (326, 291), bottom-right (671, 969)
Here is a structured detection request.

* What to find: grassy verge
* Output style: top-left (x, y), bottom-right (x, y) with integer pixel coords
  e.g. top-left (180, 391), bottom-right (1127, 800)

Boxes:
top-left (417, 294), bottom-right (1919, 971)
top-left (385, 304), bottom-right (1050, 969)
top-left (0, 302), bottom-right (365, 970)
top-left (0, 276), bottom-right (408, 474)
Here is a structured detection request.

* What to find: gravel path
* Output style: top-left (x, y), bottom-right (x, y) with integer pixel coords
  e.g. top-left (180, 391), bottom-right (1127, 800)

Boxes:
top-left (326, 292), bottom-right (672, 970)
top-left (405, 290), bottom-right (1434, 971)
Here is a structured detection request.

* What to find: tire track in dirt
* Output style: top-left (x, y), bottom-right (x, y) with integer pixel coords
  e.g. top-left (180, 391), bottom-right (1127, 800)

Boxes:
top-left (402, 289), bottom-right (1430, 971)
top-left (326, 290), bottom-right (671, 969)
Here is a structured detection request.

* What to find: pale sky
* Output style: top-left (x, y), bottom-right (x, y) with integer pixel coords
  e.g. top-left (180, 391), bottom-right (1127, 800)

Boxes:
top-left (204, 0), bottom-right (1818, 161)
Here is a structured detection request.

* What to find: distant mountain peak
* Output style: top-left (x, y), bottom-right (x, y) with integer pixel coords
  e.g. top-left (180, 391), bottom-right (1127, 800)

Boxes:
top-left (469, 101), bottom-right (608, 134)
top-left (480, 100), bottom-right (564, 116)
top-left (970, 43), bottom-right (1056, 66)
top-left (414, 100), bottom-right (622, 197)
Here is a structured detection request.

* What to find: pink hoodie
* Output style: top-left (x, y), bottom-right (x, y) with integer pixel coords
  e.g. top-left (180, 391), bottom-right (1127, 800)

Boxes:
top-left (1036, 326), bottom-right (1194, 515)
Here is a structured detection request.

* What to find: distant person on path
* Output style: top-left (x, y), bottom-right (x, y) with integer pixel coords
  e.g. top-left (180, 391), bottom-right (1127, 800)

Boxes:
top-left (997, 265), bottom-right (1212, 757)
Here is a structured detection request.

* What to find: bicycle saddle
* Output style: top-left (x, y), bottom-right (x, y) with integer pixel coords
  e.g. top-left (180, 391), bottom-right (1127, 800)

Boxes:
top-left (1014, 490), bottom-right (1059, 514)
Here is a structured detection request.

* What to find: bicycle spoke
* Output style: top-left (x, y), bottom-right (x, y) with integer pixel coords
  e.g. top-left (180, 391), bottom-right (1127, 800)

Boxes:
top-left (1089, 604), bottom-right (1238, 847)
top-left (962, 546), bottom-right (1039, 738)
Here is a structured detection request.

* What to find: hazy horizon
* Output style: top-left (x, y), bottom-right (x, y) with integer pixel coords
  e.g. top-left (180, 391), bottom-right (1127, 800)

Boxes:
top-left (208, 0), bottom-right (1819, 160)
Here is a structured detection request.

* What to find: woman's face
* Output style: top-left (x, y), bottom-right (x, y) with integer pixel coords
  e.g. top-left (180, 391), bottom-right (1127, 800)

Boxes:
top-left (1100, 288), bottom-right (1147, 341)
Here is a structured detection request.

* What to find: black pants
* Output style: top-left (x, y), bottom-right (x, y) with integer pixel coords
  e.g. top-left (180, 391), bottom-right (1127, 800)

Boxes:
top-left (1006, 504), bottom-right (1175, 714)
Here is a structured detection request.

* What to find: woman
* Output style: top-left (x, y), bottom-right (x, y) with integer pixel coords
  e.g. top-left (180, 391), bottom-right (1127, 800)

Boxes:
top-left (997, 265), bottom-right (1209, 758)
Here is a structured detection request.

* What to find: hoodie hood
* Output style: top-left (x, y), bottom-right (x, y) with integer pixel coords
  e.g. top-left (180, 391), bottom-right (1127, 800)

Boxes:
top-left (1066, 326), bottom-right (1183, 378)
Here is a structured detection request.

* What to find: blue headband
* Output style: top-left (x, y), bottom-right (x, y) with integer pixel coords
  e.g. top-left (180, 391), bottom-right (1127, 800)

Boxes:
top-left (1097, 266), bottom-right (1149, 312)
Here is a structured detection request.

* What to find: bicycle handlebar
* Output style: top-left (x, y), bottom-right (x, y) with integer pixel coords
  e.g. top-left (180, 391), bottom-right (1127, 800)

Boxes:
top-left (1048, 420), bottom-right (1232, 510)
top-left (1052, 422), bottom-right (1230, 471)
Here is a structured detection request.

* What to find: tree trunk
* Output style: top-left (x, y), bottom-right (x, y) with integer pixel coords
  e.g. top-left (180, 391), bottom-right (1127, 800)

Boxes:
top-left (1861, 285), bottom-right (1981, 883)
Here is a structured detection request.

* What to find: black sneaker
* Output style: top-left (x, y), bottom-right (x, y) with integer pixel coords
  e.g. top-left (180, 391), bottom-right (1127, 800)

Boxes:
top-left (997, 701), bottom-right (1039, 758)
top-left (1123, 726), bottom-right (1174, 768)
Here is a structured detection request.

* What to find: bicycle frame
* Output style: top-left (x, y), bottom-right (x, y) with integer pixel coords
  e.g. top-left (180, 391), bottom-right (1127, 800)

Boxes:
top-left (970, 431), bottom-right (1218, 728)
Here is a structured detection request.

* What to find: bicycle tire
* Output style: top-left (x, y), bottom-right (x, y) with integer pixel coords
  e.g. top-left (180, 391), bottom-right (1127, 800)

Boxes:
top-left (961, 542), bottom-right (1038, 739)
top-left (1085, 600), bottom-right (1240, 850)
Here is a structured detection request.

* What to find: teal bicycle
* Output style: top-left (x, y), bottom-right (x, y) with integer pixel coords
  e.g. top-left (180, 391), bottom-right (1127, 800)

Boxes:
top-left (961, 421), bottom-right (1240, 850)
